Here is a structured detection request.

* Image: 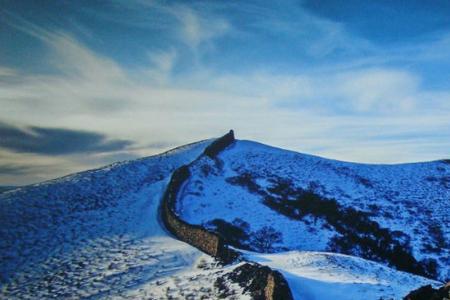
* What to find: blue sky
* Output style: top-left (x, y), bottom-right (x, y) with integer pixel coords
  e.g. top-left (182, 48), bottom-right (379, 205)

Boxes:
top-left (1, 0), bottom-right (450, 185)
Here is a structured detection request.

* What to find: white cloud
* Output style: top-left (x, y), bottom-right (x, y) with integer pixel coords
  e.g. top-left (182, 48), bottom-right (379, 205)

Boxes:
top-left (201, 68), bottom-right (430, 115)
top-left (170, 5), bottom-right (230, 51)
top-left (1, 2), bottom-right (450, 185)
top-left (48, 33), bottom-right (126, 83)
top-left (111, 1), bottom-right (231, 54)
top-left (329, 69), bottom-right (420, 113)
top-left (143, 48), bottom-right (178, 85)
top-left (2, 33), bottom-right (448, 165)
top-left (235, 1), bottom-right (375, 58)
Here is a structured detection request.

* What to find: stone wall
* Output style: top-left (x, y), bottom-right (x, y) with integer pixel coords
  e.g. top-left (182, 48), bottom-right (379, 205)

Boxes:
top-left (160, 132), bottom-right (239, 263)
top-left (203, 130), bottom-right (235, 158)
top-left (265, 270), bottom-right (293, 300)
top-left (160, 130), bottom-right (293, 299)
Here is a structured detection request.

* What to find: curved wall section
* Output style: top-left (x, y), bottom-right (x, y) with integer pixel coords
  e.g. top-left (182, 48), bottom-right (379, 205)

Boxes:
top-left (160, 130), bottom-right (293, 299)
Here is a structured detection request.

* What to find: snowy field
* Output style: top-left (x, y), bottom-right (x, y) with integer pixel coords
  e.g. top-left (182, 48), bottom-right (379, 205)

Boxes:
top-left (179, 140), bottom-right (449, 282)
top-left (0, 140), bottom-right (247, 299)
top-left (245, 250), bottom-right (439, 300)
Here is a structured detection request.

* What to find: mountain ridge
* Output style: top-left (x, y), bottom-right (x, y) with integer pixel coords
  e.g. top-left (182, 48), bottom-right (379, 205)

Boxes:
top-left (177, 138), bottom-right (449, 283)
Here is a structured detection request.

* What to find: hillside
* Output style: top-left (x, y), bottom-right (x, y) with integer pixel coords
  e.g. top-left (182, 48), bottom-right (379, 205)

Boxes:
top-left (0, 134), bottom-right (446, 299)
top-left (0, 140), bottom-right (248, 299)
top-left (178, 140), bottom-right (449, 282)
top-left (246, 250), bottom-right (439, 300)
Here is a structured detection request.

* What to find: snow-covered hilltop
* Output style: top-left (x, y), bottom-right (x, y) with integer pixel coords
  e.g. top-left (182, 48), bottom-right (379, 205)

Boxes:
top-left (0, 132), bottom-right (447, 299)
top-left (178, 140), bottom-right (449, 282)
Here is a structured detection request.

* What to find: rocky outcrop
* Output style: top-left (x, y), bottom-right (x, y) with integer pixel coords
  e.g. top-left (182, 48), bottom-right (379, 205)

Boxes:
top-left (160, 130), bottom-right (294, 299)
top-left (219, 263), bottom-right (293, 300)
top-left (404, 282), bottom-right (450, 300)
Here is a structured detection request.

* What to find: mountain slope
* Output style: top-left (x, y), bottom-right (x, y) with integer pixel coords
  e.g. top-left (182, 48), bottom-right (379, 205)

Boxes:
top-left (246, 251), bottom-right (439, 300)
top-left (0, 140), bottom-right (248, 299)
top-left (177, 140), bottom-right (449, 282)
top-left (0, 135), bottom-right (446, 299)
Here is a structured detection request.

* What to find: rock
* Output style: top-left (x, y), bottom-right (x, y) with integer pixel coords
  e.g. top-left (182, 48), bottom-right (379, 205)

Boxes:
top-left (404, 282), bottom-right (450, 300)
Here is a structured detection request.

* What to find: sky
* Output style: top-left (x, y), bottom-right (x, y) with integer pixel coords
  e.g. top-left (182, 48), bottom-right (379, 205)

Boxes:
top-left (1, 0), bottom-right (450, 185)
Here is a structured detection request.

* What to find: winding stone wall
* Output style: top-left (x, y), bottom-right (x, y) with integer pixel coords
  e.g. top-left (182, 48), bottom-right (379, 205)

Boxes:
top-left (162, 166), bottom-right (218, 253)
top-left (161, 130), bottom-right (239, 263)
top-left (160, 130), bottom-right (293, 299)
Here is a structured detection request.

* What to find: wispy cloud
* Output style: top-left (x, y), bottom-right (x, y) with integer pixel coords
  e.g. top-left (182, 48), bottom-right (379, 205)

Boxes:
top-left (170, 5), bottom-right (230, 52)
top-left (0, 1), bottom-right (450, 185)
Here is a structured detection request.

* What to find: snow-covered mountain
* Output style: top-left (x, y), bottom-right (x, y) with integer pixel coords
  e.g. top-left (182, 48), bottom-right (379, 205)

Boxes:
top-left (0, 133), bottom-right (447, 299)
top-left (178, 140), bottom-right (449, 283)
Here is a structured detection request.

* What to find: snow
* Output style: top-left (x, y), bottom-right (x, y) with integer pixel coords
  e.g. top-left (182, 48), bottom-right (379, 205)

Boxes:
top-left (178, 140), bottom-right (449, 281)
top-left (245, 250), bottom-right (440, 300)
top-left (0, 139), bottom-right (248, 299)
top-left (179, 159), bottom-right (336, 251)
